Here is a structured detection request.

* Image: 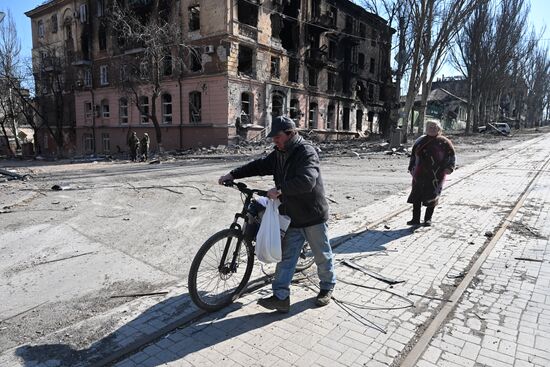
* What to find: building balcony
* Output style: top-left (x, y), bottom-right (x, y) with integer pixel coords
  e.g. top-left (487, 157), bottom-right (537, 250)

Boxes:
top-left (238, 23), bottom-right (258, 41)
top-left (306, 48), bottom-right (327, 67)
top-left (310, 12), bottom-right (336, 30)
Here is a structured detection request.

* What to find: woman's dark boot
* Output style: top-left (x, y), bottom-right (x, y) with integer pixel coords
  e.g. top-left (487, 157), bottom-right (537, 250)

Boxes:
top-left (407, 202), bottom-right (421, 225)
top-left (424, 207), bottom-right (435, 226)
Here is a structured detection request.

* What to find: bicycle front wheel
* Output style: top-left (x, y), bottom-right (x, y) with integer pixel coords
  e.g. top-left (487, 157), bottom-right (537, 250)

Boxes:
top-left (188, 229), bottom-right (254, 312)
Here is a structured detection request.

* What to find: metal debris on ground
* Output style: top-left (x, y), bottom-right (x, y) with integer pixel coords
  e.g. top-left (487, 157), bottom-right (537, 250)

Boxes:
top-left (514, 257), bottom-right (543, 262)
top-left (407, 292), bottom-right (452, 303)
top-left (341, 259), bottom-right (405, 285)
top-left (110, 291), bottom-right (169, 298)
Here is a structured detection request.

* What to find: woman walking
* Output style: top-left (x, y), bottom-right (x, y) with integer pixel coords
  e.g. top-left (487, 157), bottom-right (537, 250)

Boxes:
top-left (407, 121), bottom-right (456, 226)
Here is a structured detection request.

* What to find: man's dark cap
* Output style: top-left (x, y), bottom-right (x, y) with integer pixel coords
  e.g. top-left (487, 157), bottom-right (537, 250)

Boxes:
top-left (267, 116), bottom-right (296, 137)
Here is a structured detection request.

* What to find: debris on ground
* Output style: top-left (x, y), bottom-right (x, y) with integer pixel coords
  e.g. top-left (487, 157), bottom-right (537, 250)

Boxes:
top-left (0, 168), bottom-right (30, 181)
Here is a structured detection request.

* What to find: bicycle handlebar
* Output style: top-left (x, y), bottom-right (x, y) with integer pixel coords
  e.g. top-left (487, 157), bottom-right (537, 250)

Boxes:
top-left (222, 180), bottom-right (268, 197)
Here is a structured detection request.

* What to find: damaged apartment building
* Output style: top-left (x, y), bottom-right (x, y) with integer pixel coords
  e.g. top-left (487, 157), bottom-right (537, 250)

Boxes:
top-left (27, 0), bottom-right (395, 155)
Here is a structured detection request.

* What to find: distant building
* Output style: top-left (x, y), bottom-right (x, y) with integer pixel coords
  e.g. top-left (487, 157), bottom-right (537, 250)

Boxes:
top-left (26, 0), bottom-right (395, 155)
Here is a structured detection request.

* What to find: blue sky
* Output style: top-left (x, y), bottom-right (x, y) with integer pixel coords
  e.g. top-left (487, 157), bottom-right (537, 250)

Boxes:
top-left (1, 0), bottom-right (549, 74)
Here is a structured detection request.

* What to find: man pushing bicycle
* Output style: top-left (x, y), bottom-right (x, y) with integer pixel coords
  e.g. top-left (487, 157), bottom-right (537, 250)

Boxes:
top-left (218, 115), bottom-right (336, 313)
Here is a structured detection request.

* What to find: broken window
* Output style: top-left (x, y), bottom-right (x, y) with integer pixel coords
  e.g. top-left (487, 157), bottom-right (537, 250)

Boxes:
top-left (271, 13), bottom-right (283, 39)
top-left (51, 14), bottom-right (58, 33)
top-left (327, 72), bottom-right (335, 92)
top-left (368, 84), bottom-right (375, 100)
top-left (358, 53), bottom-right (365, 69)
top-left (345, 15), bottom-right (353, 33)
top-left (238, 0), bottom-right (259, 27)
top-left (311, 0), bottom-right (321, 18)
top-left (289, 58), bottom-right (299, 83)
top-left (238, 45), bottom-right (254, 77)
top-left (343, 107), bottom-right (350, 130)
top-left (360, 23), bottom-right (366, 38)
top-left (162, 93), bottom-right (172, 124)
top-left (368, 111), bottom-right (375, 131)
top-left (329, 6), bottom-right (337, 27)
top-left (371, 29), bottom-right (377, 46)
top-left (356, 109), bottom-right (363, 131)
top-left (327, 104), bottom-right (335, 129)
top-left (308, 68), bottom-right (318, 87)
top-left (189, 91), bottom-right (201, 123)
top-left (328, 40), bottom-right (337, 61)
top-left (272, 93), bottom-right (284, 117)
top-left (189, 48), bottom-right (202, 72)
top-left (101, 98), bottom-right (110, 118)
top-left (271, 57), bottom-right (281, 79)
top-left (343, 75), bottom-right (350, 93)
top-left (119, 98), bottom-right (128, 124)
top-left (308, 102), bottom-right (318, 129)
top-left (189, 5), bottom-right (200, 31)
top-left (139, 95), bottom-right (149, 123)
top-left (290, 99), bottom-right (300, 125)
top-left (241, 92), bottom-right (252, 124)
top-left (370, 57), bottom-right (376, 73)
top-left (97, 0), bottom-right (105, 17)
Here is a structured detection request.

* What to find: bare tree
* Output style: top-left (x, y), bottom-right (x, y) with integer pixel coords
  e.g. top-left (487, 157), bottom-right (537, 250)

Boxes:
top-left (108, 0), bottom-right (193, 152)
top-left (523, 45), bottom-right (550, 127)
top-left (361, 0), bottom-right (414, 132)
top-left (0, 10), bottom-right (23, 155)
top-left (452, 0), bottom-right (534, 132)
top-left (407, 0), bottom-right (488, 139)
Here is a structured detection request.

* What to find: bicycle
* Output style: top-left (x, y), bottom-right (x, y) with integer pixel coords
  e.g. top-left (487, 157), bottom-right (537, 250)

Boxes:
top-left (188, 181), bottom-right (315, 312)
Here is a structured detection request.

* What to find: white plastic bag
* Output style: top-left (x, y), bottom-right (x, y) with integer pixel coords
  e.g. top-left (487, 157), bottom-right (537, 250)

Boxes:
top-left (256, 199), bottom-right (283, 263)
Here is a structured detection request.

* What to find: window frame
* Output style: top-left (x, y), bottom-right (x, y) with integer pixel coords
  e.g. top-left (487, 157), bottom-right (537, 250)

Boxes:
top-left (188, 5), bottom-right (200, 31)
top-left (139, 95), bottom-right (149, 124)
top-left (119, 98), bottom-right (128, 124)
top-left (101, 99), bottom-right (110, 118)
top-left (162, 93), bottom-right (173, 124)
top-left (189, 91), bottom-right (202, 124)
top-left (99, 65), bottom-right (109, 85)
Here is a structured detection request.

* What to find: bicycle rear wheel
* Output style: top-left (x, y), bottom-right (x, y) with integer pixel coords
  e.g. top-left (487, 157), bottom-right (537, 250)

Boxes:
top-left (188, 229), bottom-right (254, 312)
top-left (295, 241), bottom-right (315, 271)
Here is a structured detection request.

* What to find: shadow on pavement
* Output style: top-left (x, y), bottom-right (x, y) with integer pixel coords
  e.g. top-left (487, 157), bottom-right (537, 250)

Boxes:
top-left (332, 227), bottom-right (416, 255)
top-left (15, 295), bottom-right (309, 367)
top-left (14, 225), bottom-right (414, 366)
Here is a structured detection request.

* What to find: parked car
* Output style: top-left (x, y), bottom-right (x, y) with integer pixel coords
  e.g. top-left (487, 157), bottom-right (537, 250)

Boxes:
top-left (494, 122), bottom-right (511, 135)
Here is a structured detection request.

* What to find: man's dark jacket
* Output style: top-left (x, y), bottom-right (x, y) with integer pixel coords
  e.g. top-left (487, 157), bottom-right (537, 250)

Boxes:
top-left (230, 135), bottom-right (329, 228)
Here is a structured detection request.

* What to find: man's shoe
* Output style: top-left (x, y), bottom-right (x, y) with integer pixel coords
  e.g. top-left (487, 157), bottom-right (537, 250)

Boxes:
top-left (423, 220), bottom-right (432, 227)
top-left (257, 295), bottom-right (290, 313)
top-left (315, 289), bottom-right (333, 307)
top-left (407, 219), bottom-right (420, 225)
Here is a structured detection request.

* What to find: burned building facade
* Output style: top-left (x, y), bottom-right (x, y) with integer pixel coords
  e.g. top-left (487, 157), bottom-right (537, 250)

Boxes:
top-left (27, 0), bottom-right (394, 155)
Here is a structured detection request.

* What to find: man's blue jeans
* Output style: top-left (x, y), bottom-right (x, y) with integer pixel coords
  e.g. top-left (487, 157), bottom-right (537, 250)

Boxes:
top-left (272, 222), bottom-right (336, 300)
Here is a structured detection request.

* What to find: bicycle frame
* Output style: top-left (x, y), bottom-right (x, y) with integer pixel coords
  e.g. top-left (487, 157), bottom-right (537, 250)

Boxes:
top-left (219, 182), bottom-right (267, 274)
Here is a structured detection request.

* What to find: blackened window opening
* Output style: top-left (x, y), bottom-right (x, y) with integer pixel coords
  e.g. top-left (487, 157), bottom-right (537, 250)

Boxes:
top-left (238, 0), bottom-right (259, 27)
top-left (238, 45), bottom-right (254, 77)
top-left (189, 5), bottom-right (200, 31)
top-left (289, 58), bottom-right (299, 83)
